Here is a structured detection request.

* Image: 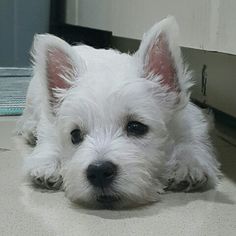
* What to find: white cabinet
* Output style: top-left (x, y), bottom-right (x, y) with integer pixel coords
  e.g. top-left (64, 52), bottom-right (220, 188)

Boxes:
top-left (66, 0), bottom-right (236, 55)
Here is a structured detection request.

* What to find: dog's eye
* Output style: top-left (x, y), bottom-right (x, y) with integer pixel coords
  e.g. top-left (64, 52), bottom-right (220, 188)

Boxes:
top-left (126, 121), bottom-right (149, 136)
top-left (70, 129), bottom-right (83, 145)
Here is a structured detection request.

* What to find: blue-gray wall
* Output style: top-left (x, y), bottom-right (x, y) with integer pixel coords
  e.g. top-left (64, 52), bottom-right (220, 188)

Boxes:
top-left (0, 0), bottom-right (50, 67)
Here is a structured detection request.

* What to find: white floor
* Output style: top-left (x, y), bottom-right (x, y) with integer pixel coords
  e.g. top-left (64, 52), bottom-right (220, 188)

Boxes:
top-left (0, 117), bottom-right (236, 236)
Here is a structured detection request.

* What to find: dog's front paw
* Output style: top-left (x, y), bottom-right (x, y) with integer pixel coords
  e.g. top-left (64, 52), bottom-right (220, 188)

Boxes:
top-left (163, 144), bottom-right (221, 192)
top-left (25, 159), bottom-right (63, 190)
top-left (32, 174), bottom-right (63, 190)
top-left (163, 160), bottom-right (210, 192)
top-left (165, 172), bottom-right (208, 192)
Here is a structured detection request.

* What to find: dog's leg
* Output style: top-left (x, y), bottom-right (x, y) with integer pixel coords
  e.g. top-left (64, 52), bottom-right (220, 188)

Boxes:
top-left (19, 112), bottom-right (63, 190)
top-left (16, 73), bottom-right (41, 145)
top-left (24, 142), bottom-right (63, 190)
top-left (16, 108), bottom-right (38, 147)
top-left (163, 143), bottom-right (221, 192)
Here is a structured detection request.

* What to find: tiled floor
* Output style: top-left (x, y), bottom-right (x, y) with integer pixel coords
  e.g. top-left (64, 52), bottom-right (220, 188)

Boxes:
top-left (0, 116), bottom-right (236, 236)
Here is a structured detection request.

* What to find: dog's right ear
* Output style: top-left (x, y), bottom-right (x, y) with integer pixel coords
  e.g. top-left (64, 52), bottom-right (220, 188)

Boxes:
top-left (31, 34), bottom-right (84, 111)
top-left (135, 16), bottom-right (192, 111)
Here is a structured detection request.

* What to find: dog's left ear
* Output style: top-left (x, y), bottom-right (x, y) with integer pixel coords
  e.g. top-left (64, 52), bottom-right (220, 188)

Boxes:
top-left (136, 16), bottom-right (190, 96)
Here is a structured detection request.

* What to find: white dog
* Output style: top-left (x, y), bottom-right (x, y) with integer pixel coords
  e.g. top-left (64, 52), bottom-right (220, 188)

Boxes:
top-left (17, 16), bottom-right (221, 208)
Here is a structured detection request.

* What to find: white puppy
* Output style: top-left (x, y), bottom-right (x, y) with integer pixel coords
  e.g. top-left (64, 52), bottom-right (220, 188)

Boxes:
top-left (17, 16), bottom-right (221, 208)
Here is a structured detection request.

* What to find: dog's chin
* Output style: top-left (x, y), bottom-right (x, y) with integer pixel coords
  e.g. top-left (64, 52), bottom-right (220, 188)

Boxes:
top-left (66, 182), bottom-right (160, 209)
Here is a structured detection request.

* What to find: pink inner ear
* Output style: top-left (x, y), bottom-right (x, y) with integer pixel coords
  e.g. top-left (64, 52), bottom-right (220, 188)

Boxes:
top-left (145, 33), bottom-right (178, 91)
top-left (47, 48), bottom-right (73, 92)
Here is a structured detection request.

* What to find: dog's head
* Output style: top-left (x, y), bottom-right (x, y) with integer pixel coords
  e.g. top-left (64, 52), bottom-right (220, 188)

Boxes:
top-left (32, 17), bottom-right (191, 208)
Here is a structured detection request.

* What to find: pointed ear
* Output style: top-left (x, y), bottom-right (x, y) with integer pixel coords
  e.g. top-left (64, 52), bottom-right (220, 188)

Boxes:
top-left (136, 16), bottom-right (187, 93)
top-left (31, 34), bottom-right (84, 109)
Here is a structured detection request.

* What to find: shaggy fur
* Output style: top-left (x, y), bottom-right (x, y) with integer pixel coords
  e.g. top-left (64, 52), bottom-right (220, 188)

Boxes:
top-left (17, 16), bottom-right (221, 209)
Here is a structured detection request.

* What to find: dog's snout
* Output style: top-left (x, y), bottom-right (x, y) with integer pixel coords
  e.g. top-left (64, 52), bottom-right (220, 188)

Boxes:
top-left (86, 161), bottom-right (117, 188)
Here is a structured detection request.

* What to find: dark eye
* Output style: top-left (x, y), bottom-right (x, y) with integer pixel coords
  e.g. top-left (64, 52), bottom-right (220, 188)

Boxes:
top-left (126, 121), bottom-right (149, 136)
top-left (71, 129), bottom-right (83, 145)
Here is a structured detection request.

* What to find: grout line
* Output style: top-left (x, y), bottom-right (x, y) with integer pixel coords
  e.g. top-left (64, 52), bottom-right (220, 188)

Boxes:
top-left (0, 147), bottom-right (11, 152)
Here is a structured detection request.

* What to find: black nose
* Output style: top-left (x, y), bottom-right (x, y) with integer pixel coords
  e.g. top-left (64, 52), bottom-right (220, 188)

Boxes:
top-left (86, 161), bottom-right (117, 188)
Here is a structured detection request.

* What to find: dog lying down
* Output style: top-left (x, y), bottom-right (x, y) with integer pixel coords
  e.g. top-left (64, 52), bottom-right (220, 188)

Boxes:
top-left (17, 16), bottom-right (221, 209)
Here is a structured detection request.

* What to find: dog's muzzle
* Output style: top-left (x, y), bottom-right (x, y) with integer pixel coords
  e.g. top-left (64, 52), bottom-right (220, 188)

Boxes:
top-left (86, 161), bottom-right (120, 206)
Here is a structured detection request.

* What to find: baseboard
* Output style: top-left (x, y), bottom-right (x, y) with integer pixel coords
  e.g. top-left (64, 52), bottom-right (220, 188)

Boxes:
top-left (50, 24), bottom-right (112, 49)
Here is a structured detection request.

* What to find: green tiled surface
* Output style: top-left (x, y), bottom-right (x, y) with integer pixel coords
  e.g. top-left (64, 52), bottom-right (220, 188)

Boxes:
top-left (0, 68), bottom-right (32, 116)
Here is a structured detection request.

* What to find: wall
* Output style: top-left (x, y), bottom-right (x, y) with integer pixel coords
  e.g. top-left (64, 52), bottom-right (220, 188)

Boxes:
top-left (0, 0), bottom-right (50, 67)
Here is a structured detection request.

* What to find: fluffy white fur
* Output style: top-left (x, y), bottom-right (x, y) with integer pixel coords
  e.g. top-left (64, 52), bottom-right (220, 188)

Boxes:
top-left (17, 16), bottom-right (221, 208)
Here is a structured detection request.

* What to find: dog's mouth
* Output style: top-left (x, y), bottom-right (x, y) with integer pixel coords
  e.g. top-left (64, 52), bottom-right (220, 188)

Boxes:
top-left (96, 194), bottom-right (121, 205)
